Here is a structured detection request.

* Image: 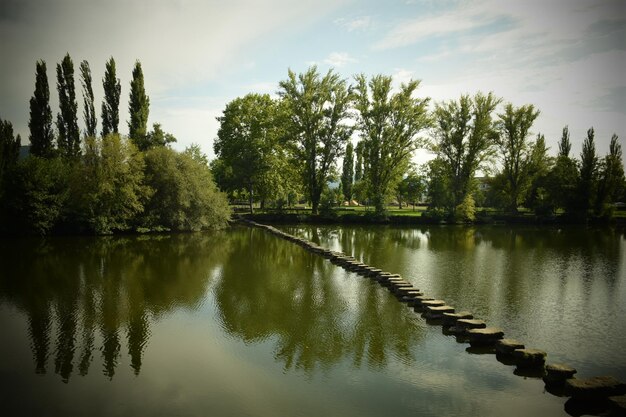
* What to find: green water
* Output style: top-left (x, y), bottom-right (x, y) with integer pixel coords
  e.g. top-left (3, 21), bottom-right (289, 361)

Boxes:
top-left (0, 225), bottom-right (624, 416)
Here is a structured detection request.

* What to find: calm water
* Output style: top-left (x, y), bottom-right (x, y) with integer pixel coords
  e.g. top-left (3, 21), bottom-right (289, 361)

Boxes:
top-left (0, 225), bottom-right (624, 416)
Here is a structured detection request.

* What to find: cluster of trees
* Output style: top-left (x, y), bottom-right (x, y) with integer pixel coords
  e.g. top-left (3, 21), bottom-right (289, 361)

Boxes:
top-left (0, 55), bottom-right (229, 235)
top-left (213, 66), bottom-right (625, 220)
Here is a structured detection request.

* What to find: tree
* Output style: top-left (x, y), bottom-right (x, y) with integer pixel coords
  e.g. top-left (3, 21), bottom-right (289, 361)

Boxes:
top-left (278, 66), bottom-right (352, 214)
top-left (145, 123), bottom-right (177, 149)
top-left (56, 53), bottom-right (80, 158)
top-left (214, 94), bottom-right (285, 213)
top-left (545, 127), bottom-right (578, 213)
top-left (577, 127), bottom-right (597, 215)
top-left (354, 141), bottom-right (364, 181)
top-left (68, 134), bottom-right (149, 234)
top-left (595, 134), bottom-right (625, 216)
top-left (396, 167), bottom-right (425, 210)
top-left (495, 103), bottom-right (540, 213)
top-left (128, 61), bottom-right (150, 149)
top-left (101, 57), bottom-right (121, 136)
top-left (353, 74), bottom-right (430, 215)
top-left (525, 134), bottom-right (554, 214)
top-left (80, 60), bottom-right (97, 138)
top-left (341, 142), bottom-right (354, 202)
top-left (142, 147), bottom-right (230, 231)
top-left (29, 60), bottom-right (55, 158)
top-left (0, 118), bottom-right (21, 192)
top-left (430, 92), bottom-right (501, 219)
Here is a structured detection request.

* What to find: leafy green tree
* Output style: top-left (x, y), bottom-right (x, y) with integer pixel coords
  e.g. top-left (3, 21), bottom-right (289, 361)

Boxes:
top-left (145, 123), bottom-right (177, 149)
top-left (396, 167), bottom-right (425, 210)
top-left (214, 93), bottom-right (286, 213)
top-left (525, 134), bottom-right (554, 214)
top-left (495, 103), bottom-right (540, 213)
top-left (595, 134), bottom-right (625, 216)
top-left (68, 134), bottom-right (149, 234)
top-left (545, 127), bottom-right (578, 213)
top-left (80, 60), bottom-right (97, 138)
top-left (128, 61), bottom-right (150, 148)
top-left (29, 60), bottom-right (55, 158)
top-left (353, 74), bottom-right (430, 215)
top-left (341, 142), bottom-right (354, 202)
top-left (430, 92), bottom-right (501, 219)
top-left (56, 53), bottom-right (80, 158)
top-left (278, 66), bottom-right (352, 214)
top-left (0, 118), bottom-right (21, 194)
top-left (101, 57), bottom-right (121, 136)
top-left (354, 140), bottom-right (364, 181)
top-left (577, 127), bottom-right (597, 216)
top-left (3, 156), bottom-right (68, 234)
top-left (143, 147), bottom-right (230, 231)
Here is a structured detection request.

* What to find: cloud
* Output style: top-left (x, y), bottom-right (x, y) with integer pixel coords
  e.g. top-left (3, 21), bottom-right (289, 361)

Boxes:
top-left (334, 16), bottom-right (372, 32)
top-left (323, 52), bottom-right (357, 67)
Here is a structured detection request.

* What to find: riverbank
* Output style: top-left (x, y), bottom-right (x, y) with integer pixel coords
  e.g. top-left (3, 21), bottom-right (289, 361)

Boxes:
top-left (238, 211), bottom-right (626, 226)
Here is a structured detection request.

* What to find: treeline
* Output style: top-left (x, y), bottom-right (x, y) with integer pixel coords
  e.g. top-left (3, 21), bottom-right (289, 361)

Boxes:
top-left (0, 55), bottom-right (229, 235)
top-left (212, 66), bottom-right (625, 221)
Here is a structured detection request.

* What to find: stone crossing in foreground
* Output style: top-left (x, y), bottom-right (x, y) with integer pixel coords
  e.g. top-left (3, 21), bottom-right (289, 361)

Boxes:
top-left (243, 219), bottom-right (626, 412)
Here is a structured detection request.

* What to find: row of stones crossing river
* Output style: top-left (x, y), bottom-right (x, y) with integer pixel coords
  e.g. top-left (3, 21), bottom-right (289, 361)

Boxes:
top-left (243, 220), bottom-right (626, 415)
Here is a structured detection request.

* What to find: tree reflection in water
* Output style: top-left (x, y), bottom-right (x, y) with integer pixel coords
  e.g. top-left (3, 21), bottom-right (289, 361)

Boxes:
top-left (0, 232), bottom-right (231, 382)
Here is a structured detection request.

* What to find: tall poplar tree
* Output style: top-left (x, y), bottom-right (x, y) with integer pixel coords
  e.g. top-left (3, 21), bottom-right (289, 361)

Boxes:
top-left (341, 142), bottom-right (354, 202)
top-left (278, 66), bottom-right (352, 214)
top-left (101, 57), bottom-right (121, 136)
top-left (29, 60), bottom-right (54, 157)
top-left (80, 60), bottom-right (97, 137)
top-left (0, 118), bottom-right (21, 189)
top-left (128, 61), bottom-right (150, 149)
top-left (578, 127), bottom-right (597, 215)
top-left (56, 53), bottom-right (80, 158)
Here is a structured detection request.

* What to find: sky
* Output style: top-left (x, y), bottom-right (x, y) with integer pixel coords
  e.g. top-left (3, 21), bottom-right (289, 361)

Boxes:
top-left (0, 0), bottom-right (624, 164)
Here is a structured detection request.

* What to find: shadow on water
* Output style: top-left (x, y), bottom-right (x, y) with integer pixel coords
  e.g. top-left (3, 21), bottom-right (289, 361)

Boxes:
top-left (0, 232), bottom-right (232, 382)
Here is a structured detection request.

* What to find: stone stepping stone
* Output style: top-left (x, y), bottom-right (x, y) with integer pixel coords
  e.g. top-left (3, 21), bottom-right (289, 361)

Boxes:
top-left (565, 376), bottom-right (626, 399)
top-left (394, 286), bottom-right (420, 295)
top-left (467, 327), bottom-right (504, 346)
top-left (512, 348), bottom-right (546, 368)
top-left (408, 296), bottom-right (434, 307)
top-left (442, 312), bottom-right (473, 327)
top-left (495, 339), bottom-right (525, 355)
top-left (399, 293), bottom-right (424, 303)
top-left (414, 299), bottom-right (445, 312)
top-left (608, 395), bottom-right (626, 415)
top-left (389, 283), bottom-right (414, 294)
top-left (375, 273), bottom-right (401, 282)
top-left (424, 305), bottom-right (455, 319)
top-left (544, 363), bottom-right (577, 385)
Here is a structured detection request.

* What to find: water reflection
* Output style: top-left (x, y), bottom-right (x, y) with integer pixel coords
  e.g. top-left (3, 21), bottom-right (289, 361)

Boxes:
top-left (0, 233), bottom-right (231, 381)
top-left (213, 227), bottom-right (423, 374)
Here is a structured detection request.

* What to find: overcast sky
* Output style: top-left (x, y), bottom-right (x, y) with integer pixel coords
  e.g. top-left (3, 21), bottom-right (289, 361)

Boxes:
top-left (1, 0), bottom-right (624, 163)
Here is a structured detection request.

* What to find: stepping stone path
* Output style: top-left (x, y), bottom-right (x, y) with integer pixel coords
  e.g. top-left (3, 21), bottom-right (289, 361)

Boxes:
top-left (242, 218), bottom-right (626, 414)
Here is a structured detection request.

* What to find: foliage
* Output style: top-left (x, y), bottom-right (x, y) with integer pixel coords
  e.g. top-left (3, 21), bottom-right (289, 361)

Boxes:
top-left (430, 92), bottom-right (500, 219)
top-left (56, 53), bottom-right (81, 158)
top-left (80, 60), bottom-right (97, 138)
top-left (3, 156), bottom-right (68, 234)
top-left (396, 167), bottom-right (425, 209)
top-left (353, 74), bottom-right (430, 215)
top-left (278, 66), bottom-right (353, 214)
top-left (143, 147), bottom-right (230, 231)
top-left (577, 127), bottom-right (597, 216)
top-left (128, 61), bottom-right (150, 148)
top-left (341, 142), bottom-right (354, 201)
top-left (101, 57), bottom-right (121, 136)
top-left (214, 93), bottom-right (291, 213)
top-left (456, 193), bottom-right (476, 222)
top-left (145, 123), bottom-right (177, 149)
top-left (0, 118), bottom-right (21, 196)
top-left (29, 60), bottom-right (55, 158)
top-left (495, 103), bottom-right (540, 213)
top-left (595, 134), bottom-right (625, 216)
top-left (524, 134), bottom-right (554, 215)
top-left (68, 134), bottom-right (149, 234)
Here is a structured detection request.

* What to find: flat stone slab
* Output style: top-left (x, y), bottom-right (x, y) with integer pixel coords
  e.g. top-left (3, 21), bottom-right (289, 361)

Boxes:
top-left (495, 339), bottom-right (525, 355)
top-left (409, 296), bottom-right (434, 307)
top-left (442, 311), bottom-right (473, 326)
top-left (456, 319), bottom-right (487, 329)
top-left (565, 376), bottom-right (626, 399)
top-left (424, 305), bottom-right (455, 320)
top-left (420, 299), bottom-right (446, 307)
top-left (467, 327), bottom-right (504, 346)
top-left (545, 363), bottom-right (577, 382)
top-left (512, 348), bottom-right (546, 367)
top-left (609, 395), bottom-right (626, 413)
top-left (394, 286), bottom-right (420, 295)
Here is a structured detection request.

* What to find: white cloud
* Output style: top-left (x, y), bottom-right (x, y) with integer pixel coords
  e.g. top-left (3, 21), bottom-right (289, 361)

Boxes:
top-left (334, 16), bottom-right (372, 32)
top-left (324, 52), bottom-right (357, 67)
